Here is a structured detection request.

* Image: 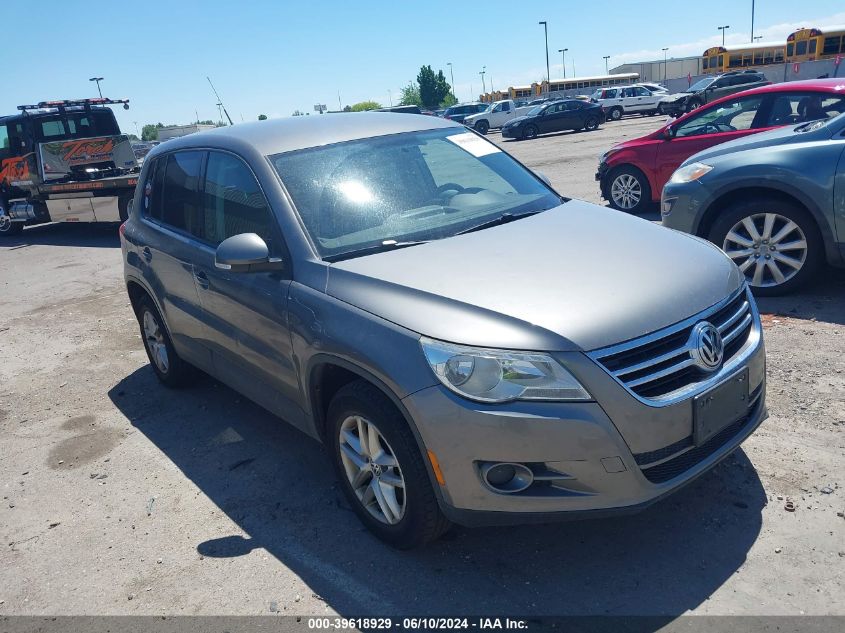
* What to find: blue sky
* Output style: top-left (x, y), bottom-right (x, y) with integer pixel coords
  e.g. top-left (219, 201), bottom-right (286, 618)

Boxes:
top-left (4, 0), bottom-right (845, 133)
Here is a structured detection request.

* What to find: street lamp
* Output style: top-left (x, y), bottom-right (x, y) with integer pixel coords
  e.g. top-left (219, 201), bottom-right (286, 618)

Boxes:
top-left (388, 89), bottom-right (392, 106)
top-left (539, 21), bottom-right (550, 82)
top-left (751, 0), bottom-right (756, 43)
top-left (718, 25), bottom-right (730, 46)
top-left (753, 35), bottom-right (763, 42)
top-left (447, 62), bottom-right (455, 99)
top-left (479, 66), bottom-right (487, 94)
top-left (603, 56), bottom-right (610, 74)
top-left (558, 48), bottom-right (568, 79)
top-left (662, 48), bottom-right (669, 83)
top-left (89, 77), bottom-right (104, 98)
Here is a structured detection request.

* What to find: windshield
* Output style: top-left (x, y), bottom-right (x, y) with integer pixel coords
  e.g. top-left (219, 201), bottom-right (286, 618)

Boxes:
top-left (270, 128), bottom-right (562, 260)
top-left (688, 77), bottom-right (715, 92)
top-left (527, 106), bottom-right (544, 116)
top-left (33, 109), bottom-right (120, 142)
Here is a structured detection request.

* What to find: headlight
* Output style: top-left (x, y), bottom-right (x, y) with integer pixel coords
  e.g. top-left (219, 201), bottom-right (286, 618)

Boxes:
top-left (599, 147), bottom-right (621, 163)
top-left (420, 337), bottom-right (591, 403)
top-left (670, 162), bottom-right (713, 184)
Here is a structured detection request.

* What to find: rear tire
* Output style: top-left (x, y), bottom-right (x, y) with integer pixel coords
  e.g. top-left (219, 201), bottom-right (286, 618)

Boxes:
top-left (607, 165), bottom-right (651, 214)
top-left (707, 197), bottom-right (822, 296)
top-left (474, 120), bottom-right (490, 135)
top-left (608, 106), bottom-right (623, 121)
top-left (523, 124), bottom-right (538, 140)
top-left (328, 380), bottom-right (450, 549)
top-left (135, 295), bottom-right (196, 387)
top-left (0, 214), bottom-right (23, 237)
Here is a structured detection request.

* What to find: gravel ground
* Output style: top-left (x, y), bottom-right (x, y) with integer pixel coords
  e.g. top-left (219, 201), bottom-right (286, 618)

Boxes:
top-left (0, 116), bottom-right (843, 619)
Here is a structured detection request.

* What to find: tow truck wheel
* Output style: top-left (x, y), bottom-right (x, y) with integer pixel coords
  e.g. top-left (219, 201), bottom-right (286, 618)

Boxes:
top-left (0, 211), bottom-right (23, 237)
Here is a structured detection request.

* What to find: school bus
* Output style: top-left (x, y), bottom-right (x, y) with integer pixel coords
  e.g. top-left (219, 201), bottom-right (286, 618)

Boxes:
top-left (786, 26), bottom-right (845, 62)
top-left (703, 42), bottom-right (785, 74)
top-left (541, 73), bottom-right (639, 94)
top-left (508, 85), bottom-right (534, 100)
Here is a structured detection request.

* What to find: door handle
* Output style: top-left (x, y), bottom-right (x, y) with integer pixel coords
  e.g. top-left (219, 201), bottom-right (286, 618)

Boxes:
top-left (195, 270), bottom-right (209, 289)
top-left (142, 247), bottom-right (152, 262)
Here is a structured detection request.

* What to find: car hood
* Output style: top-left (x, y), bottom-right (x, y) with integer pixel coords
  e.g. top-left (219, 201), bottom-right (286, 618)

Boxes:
top-left (683, 119), bottom-right (832, 165)
top-left (326, 201), bottom-right (743, 352)
top-left (503, 115), bottom-right (531, 127)
top-left (661, 92), bottom-right (693, 102)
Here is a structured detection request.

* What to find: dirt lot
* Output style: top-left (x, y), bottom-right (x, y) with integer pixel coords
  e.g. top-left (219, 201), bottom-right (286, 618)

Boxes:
top-left (0, 116), bottom-right (843, 620)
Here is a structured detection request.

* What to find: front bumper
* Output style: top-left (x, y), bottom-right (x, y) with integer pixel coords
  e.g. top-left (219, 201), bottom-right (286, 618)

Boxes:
top-left (501, 126), bottom-right (521, 139)
top-left (402, 319), bottom-right (766, 527)
top-left (661, 100), bottom-right (688, 116)
top-left (660, 179), bottom-right (711, 235)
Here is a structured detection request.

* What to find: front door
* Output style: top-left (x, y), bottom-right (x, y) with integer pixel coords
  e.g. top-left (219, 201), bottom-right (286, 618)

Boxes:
top-left (655, 94), bottom-right (769, 193)
top-left (189, 150), bottom-right (303, 428)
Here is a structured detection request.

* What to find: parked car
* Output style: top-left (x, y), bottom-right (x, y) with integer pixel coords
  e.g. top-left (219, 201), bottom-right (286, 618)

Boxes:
top-left (463, 99), bottom-right (533, 134)
top-left (658, 70), bottom-right (770, 116)
top-left (122, 113), bottom-right (766, 548)
top-left (442, 102), bottom-right (488, 124)
top-left (597, 78), bottom-right (845, 213)
top-left (662, 111), bottom-right (845, 296)
top-left (636, 82), bottom-right (668, 95)
top-left (589, 85), bottom-right (662, 121)
top-left (501, 99), bottom-right (604, 139)
top-left (376, 105), bottom-right (422, 114)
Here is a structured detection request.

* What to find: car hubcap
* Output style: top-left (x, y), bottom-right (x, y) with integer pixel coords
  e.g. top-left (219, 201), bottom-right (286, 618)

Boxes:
top-left (142, 310), bottom-right (169, 374)
top-left (612, 110), bottom-right (621, 120)
top-left (610, 174), bottom-right (642, 209)
top-left (339, 415), bottom-right (406, 525)
top-left (723, 213), bottom-right (808, 288)
top-left (0, 215), bottom-right (11, 232)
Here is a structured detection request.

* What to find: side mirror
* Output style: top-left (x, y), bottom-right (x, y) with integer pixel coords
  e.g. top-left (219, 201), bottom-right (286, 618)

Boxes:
top-left (534, 170), bottom-right (552, 187)
top-left (215, 233), bottom-right (283, 273)
top-left (663, 127), bottom-right (676, 140)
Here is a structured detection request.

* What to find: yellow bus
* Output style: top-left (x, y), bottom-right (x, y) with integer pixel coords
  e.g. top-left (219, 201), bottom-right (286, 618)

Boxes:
top-left (541, 72), bottom-right (639, 94)
top-left (703, 42), bottom-right (784, 74)
top-left (508, 85), bottom-right (534, 100)
top-left (786, 26), bottom-right (845, 62)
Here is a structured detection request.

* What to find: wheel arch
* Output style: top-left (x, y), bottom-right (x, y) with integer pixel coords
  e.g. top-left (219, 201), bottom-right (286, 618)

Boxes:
top-left (125, 275), bottom-right (174, 335)
top-left (305, 353), bottom-right (448, 506)
top-left (604, 162), bottom-right (657, 203)
top-left (695, 184), bottom-right (839, 265)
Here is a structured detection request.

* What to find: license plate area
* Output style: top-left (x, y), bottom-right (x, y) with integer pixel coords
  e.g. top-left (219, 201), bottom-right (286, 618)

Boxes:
top-left (693, 368), bottom-right (750, 446)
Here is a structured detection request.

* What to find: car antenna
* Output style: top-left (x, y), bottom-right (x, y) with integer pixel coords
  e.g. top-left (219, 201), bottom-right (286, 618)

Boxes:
top-left (207, 76), bottom-right (234, 126)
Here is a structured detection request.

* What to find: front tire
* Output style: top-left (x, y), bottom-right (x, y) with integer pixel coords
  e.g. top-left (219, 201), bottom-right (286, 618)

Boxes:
top-left (607, 165), bottom-right (651, 214)
top-left (136, 295), bottom-right (195, 387)
top-left (0, 215), bottom-right (23, 237)
top-left (523, 124), bottom-right (538, 140)
top-left (707, 197), bottom-right (822, 296)
top-left (474, 120), bottom-right (490, 135)
top-left (328, 380), bottom-right (450, 549)
top-left (584, 116), bottom-right (600, 131)
top-left (686, 98), bottom-right (702, 113)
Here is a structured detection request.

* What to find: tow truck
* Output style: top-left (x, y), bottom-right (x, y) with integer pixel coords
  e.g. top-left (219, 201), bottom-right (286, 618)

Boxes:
top-left (0, 98), bottom-right (139, 236)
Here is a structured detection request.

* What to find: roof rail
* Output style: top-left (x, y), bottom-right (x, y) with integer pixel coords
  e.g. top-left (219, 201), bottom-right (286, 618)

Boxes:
top-left (17, 98), bottom-right (130, 111)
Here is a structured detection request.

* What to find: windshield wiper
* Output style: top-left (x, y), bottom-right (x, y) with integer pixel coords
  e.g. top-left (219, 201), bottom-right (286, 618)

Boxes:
top-left (324, 239), bottom-right (430, 262)
top-left (455, 211), bottom-right (542, 236)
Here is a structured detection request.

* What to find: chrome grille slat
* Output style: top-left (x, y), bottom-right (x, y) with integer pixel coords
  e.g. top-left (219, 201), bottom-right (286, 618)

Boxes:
top-left (722, 313), bottom-right (753, 345)
top-left (589, 287), bottom-right (757, 403)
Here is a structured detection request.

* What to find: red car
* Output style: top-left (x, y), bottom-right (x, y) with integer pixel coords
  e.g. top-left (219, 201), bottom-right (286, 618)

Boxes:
top-left (596, 78), bottom-right (845, 213)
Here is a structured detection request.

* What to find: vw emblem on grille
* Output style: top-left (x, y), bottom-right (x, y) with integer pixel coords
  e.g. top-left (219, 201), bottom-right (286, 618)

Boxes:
top-left (689, 321), bottom-right (724, 371)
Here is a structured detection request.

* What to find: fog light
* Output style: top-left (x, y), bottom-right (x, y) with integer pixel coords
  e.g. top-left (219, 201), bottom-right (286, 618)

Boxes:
top-left (662, 196), bottom-right (677, 216)
top-left (480, 462), bottom-right (534, 494)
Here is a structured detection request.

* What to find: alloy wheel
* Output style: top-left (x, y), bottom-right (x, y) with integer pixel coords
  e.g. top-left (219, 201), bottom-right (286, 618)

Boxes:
top-left (722, 213), bottom-right (808, 288)
top-left (142, 310), bottom-right (169, 374)
top-left (610, 174), bottom-right (642, 209)
top-left (338, 415), bottom-right (406, 525)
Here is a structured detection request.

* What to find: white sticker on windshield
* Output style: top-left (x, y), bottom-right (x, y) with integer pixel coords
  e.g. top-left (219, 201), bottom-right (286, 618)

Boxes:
top-left (446, 132), bottom-right (501, 157)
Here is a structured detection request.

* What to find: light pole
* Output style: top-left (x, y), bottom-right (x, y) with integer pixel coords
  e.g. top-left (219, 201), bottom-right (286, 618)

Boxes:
top-left (603, 56), bottom-right (610, 74)
top-left (662, 48), bottom-right (669, 83)
top-left (751, 0), bottom-right (755, 43)
top-left (89, 77), bottom-right (104, 98)
top-left (558, 48), bottom-right (568, 79)
top-left (539, 21), bottom-right (550, 82)
top-left (718, 25), bottom-right (730, 46)
top-left (388, 89), bottom-right (392, 106)
top-left (447, 62), bottom-right (455, 99)
top-left (479, 66), bottom-right (486, 94)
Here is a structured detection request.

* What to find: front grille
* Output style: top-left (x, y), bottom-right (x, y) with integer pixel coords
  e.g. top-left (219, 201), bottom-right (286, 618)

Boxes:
top-left (637, 389), bottom-right (763, 484)
top-left (590, 288), bottom-right (755, 402)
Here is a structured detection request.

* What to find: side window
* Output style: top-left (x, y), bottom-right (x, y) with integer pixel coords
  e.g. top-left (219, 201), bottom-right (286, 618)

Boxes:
top-left (674, 97), bottom-right (764, 138)
top-left (809, 40), bottom-right (817, 55)
top-left (40, 120), bottom-right (65, 138)
top-left (142, 157), bottom-right (164, 220)
top-left (160, 151), bottom-right (204, 236)
top-left (635, 87), bottom-right (650, 96)
top-left (203, 152), bottom-right (276, 247)
top-left (501, 102), bottom-right (510, 112)
top-left (0, 125), bottom-right (9, 158)
top-left (766, 93), bottom-right (845, 126)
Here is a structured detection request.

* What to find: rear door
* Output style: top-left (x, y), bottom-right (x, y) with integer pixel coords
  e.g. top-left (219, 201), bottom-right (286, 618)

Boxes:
top-left (655, 94), bottom-right (769, 195)
top-left (135, 151), bottom-right (212, 368)
top-left (189, 150), bottom-right (303, 428)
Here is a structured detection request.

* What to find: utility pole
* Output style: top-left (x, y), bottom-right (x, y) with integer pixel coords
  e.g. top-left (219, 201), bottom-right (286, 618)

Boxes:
top-left (447, 62), bottom-right (455, 99)
top-left (662, 48), bottom-right (669, 83)
top-left (479, 66), bottom-right (486, 94)
top-left (603, 56), bottom-right (610, 74)
top-left (751, 0), bottom-right (755, 43)
top-left (207, 76), bottom-right (234, 125)
top-left (539, 21), bottom-right (550, 82)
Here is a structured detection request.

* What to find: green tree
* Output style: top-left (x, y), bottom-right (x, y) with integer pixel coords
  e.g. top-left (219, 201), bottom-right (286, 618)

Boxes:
top-left (417, 65), bottom-right (452, 109)
top-left (141, 124), bottom-right (159, 141)
top-left (350, 100), bottom-right (382, 112)
top-left (441, 92), bottom-right (458, 107)
top-left (399, 82), bottom-right (422, 107)
top-left (258, 114), bottom-right (268, 120)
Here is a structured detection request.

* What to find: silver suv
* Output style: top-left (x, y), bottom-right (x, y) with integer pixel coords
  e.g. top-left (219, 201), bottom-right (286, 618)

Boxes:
top-left (121, 114), bottom-right (767, 548)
